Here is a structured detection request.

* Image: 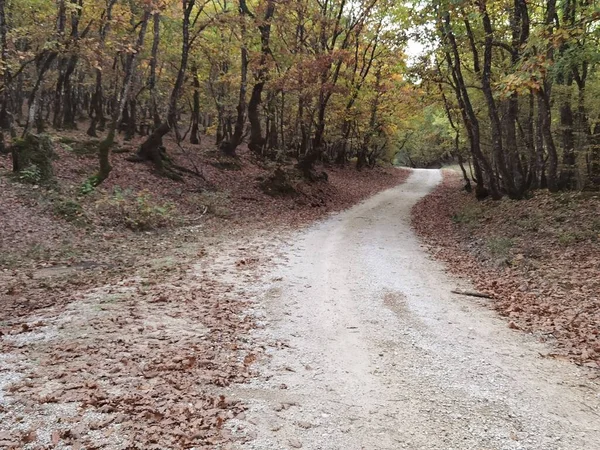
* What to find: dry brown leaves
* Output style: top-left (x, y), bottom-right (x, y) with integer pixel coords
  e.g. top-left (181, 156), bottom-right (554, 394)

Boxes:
top-left (412, 171), bottom-right (600, 367)
top-left (1, 133), bottom-right (409, 448)
top-left (0, 243), bottom-right (260, 448)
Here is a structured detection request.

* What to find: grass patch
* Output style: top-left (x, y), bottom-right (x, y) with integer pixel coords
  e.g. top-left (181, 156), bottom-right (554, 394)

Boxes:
top-left (516, 213), bottom-right (543, 232)
top-left (191, 190), bottom-right (232, 218)
top-left (53, 198), bottom-right (87, 225)
top-left (452, 203), bottom-right (484, 225)
top-left (486, 237), bottom-right (513, 257)
top-left (95, 187), bottom-right (178, 231)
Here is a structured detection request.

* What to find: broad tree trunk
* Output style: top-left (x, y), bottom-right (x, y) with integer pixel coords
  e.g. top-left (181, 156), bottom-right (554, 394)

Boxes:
top-left (246, 0), bottom-right (275, 154)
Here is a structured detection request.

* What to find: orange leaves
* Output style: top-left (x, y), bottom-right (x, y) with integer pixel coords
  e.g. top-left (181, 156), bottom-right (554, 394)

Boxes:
top-left (412, 171), bottom-right (600, 367)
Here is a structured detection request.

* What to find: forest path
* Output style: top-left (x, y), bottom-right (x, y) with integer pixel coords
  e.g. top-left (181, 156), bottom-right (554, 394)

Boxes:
top-left (226, 169), bottom-right (600, 450)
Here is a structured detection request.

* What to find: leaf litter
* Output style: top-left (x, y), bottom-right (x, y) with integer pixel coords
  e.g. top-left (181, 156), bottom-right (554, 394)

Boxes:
top-left (412, 170), bottom-right (600, 367)
top-left (0, 136), bottom-right (409, 448)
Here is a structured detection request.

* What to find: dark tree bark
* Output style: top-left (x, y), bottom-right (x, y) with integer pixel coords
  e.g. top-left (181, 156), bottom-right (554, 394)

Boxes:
top-left (558, 0), bottom-right (578, 190)
top-left (88, 0), bottom-right (117, 137)
top-left (479, 0), bottom-right (520, 198)
top-left (245, 0), bottom-right (275, 154)
top-left (439, 9), bottom-right (500, 199)
top-left (148, 11), bottom-right (161, 128)
top-left (0, 0), bottom-right (11, 131)
top-left (220, 5), bottom-right (248, 156)
top-left (23, 53), bottom-right (57, 137)
top-left (97, 8), bottom-right (150, 182)
top-left (62, 0), bottom-right (87, 129)
top-left (136, 0), bottom-right (198, 171)
top-left (190, 64), bottom-right (201, 144)
top-left (124, 98), bottom-right (136, 141)
top-left (538, 0), bottom-right (559, 191)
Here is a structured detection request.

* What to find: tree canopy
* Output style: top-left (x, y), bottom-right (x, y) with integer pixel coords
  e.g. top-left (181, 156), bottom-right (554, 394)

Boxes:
top-left (1, 0), bottom-right (599, 196)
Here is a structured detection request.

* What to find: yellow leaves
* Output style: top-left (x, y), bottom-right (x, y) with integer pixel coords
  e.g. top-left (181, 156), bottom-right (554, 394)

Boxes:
top-left (496, 72), bottom-right (541, 97)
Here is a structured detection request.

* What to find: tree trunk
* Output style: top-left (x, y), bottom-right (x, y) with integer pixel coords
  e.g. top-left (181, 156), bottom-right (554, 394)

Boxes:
top-left (220, 43), bottom-right (247, 156)
top-left (559, 89), bottom-right (576, 189)
top-left (136, 0), bottom-right (195, 170)
top-left (479, 0), bottom-right (519, 198)
top-left (0, 0), bottom-right (11, 131)
top-left (247, 0), bottom-right (275, 154)
top-left (87, 0), bottom-right (116, 137)
top-left (97, 9), bottom-right (150, 182)
top-left (190, 65), bottom-right (200, 144)
top-left (439, 10), bottom-right (500, 199)
top-left (148, 12), bottom-right (161, 128)
top-left (124, 98), bottom-right (136, 141)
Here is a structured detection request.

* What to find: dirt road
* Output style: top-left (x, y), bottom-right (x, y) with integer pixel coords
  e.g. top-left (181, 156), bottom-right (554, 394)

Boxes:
top-left (227, 169), bottom-right (600, 450)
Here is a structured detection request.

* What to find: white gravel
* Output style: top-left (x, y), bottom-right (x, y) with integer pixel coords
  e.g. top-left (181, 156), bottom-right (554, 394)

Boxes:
top-left (225, 169), bottom-right (600, 450)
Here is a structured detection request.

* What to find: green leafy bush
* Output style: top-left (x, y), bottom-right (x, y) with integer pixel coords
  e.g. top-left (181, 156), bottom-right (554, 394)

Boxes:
top-left (18, 164), bottom-right (43, 184)
top-left (80, 175), bottom-right (100, 195)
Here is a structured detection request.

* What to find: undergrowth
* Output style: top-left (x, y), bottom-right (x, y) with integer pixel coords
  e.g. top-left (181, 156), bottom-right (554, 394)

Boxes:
top-left (95, 187), bottom-right (177, 231)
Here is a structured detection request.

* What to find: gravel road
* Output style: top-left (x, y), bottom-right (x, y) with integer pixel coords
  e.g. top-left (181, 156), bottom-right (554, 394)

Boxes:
top-left (226, 169), bottom-right (600, 450)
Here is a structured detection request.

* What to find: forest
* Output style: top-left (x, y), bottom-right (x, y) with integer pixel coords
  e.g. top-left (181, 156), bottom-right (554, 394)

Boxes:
top-left (0, 0), bottom-right (598, 197)
top-left (1, 0), bottom-right (600, 448)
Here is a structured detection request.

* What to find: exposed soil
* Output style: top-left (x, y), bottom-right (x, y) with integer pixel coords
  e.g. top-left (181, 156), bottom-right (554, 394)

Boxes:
top-left (412, 170), bottom-right (600, 366)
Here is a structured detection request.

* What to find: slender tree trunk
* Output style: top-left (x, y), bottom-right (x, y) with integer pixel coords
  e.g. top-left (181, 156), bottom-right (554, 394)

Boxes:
top-left (137, 0), bottom-right (195, 170)
top-left (540, 0), bottom-right (559, 191)
top-left (97, 9), bottom-right (150, 182)
top-left (479, 0), bottom-right (519, 198)
top-left (23, 54), bottom-right (56, 137)
top-left (0, 0), bottom-right (11, 131)
top-left (559, 86), bottom-right (576, 189)
top-left (88, 0), bottom-right (116, 136)
top-left (124, 98), bottom-right (136, 141)
top-left (148, 12), bottom-right (161, 128)
top-left (190, 64), bottom-right (201, 144)
top-left (220, 33), bottom-right (247, 156)
top-left (439, 10), bottom-right (500, 199)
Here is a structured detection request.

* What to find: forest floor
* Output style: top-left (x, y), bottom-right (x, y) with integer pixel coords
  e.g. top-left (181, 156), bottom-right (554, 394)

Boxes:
top-left (412, 170), bottom-right (600, 367)
top-left (0, 131), bottom-right (408, 449)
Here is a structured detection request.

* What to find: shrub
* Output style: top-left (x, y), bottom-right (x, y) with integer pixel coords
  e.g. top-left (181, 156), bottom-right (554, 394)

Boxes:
top-left (486, 237), bottom-right (513, 257)
top-left (80, 175), bottom-right (100, 195)
top-left (53, 198), bottom-right (87, 224)
top-left (11, 133), bottom-right (56, 183)
top-left (18, 164), bottom-right (43, 184)
top-left (95, 188), bottom-right (176, 231)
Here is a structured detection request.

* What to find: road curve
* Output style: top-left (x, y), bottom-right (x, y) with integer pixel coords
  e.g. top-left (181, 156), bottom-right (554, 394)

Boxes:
top-left (228, 169), bottom-right (600, 450)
